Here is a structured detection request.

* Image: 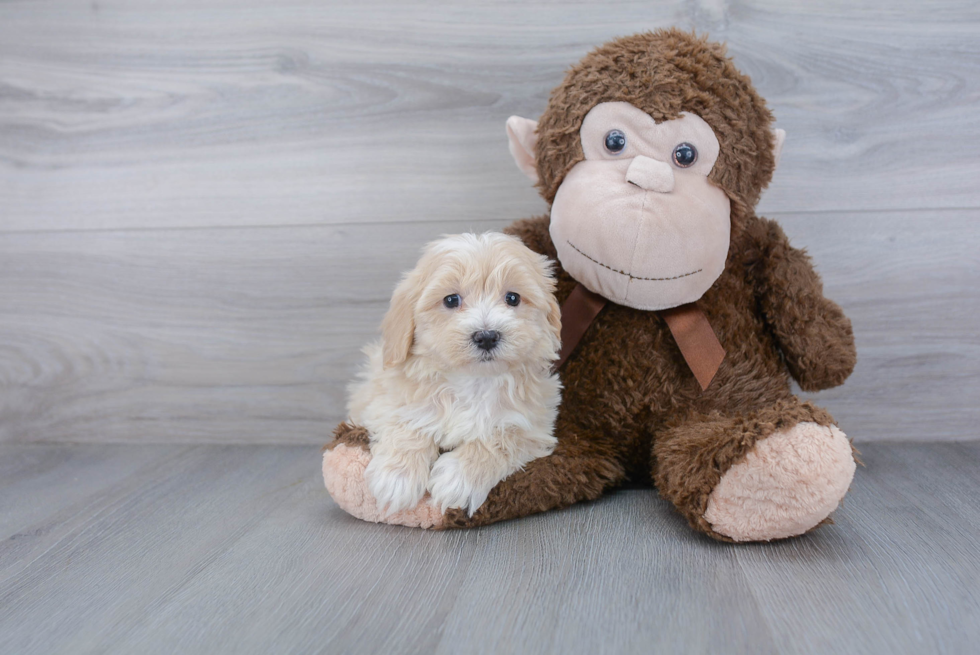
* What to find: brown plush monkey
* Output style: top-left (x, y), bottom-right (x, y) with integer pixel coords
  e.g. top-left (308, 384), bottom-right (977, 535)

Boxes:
top-left (324, 29), bottom-right (858, 542)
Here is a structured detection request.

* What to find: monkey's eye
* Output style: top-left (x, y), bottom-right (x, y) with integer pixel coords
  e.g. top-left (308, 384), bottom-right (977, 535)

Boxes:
top-left (672, 143), bottom-right (698, 168)
top-left (443, 294), bottom-right (461, 309)
top-left (504, 292), bottom-right (521, 307)
top-left (604, 129), bottom-right (627, 154)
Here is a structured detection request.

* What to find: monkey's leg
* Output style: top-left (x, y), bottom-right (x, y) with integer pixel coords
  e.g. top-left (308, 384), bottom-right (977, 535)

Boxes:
top-left (322, 422), bottom-right (444, 529)
top-left (324, 420), bottom-right (627, 530)
top-left (651, 398), bottom-right (857, 542)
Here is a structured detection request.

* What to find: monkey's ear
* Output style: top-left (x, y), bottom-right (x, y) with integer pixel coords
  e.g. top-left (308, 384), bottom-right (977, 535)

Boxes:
top-left (506, 116), bottom-right (539, 183)
top-left (772, 128), bottom-right (786, 170)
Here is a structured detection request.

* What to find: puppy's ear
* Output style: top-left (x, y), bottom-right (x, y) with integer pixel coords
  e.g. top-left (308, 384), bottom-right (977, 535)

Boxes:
top-left (546, 293), bottom-right (562, 353)
top-left (528, 251), bottom-right (562, 355)
top-left (381, 272), bottom-right (423, 368)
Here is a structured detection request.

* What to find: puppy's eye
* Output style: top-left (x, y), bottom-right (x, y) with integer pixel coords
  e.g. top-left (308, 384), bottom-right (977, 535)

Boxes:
top-left (443, 294), bottom-right (461, 309)
top-left (672, 142), bottom-right (698, 168)
top-left (604, 129), bottom-right (627, 154)
top-left (504, 292), bottom-right (520, 307)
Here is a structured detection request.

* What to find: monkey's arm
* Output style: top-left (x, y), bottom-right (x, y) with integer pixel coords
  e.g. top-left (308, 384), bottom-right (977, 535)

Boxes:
top-left (750, 217), bottom-right (856, 391)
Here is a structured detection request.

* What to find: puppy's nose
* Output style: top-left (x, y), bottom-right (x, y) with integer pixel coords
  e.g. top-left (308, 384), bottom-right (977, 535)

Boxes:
top-left (626, 155), bottom-right (674, 193)
top-left (472, 330), bottom-right (500, 351)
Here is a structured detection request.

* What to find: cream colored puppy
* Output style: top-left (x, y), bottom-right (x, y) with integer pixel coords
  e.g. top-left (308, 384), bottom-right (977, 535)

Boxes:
top-left (348, 232), bottom-right (562, 517)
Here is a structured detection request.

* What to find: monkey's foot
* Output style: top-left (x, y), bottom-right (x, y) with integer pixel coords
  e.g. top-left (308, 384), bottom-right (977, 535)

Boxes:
top-left (322, 443), bottom-right (445, 529)
top-left (703, 422), bottom-right (856, 542)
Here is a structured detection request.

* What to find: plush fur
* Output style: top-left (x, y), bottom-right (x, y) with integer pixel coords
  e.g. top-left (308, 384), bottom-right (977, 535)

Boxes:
top-left (533, 30), bottom-right (779, 224)
top-left (324, 29), bottom-right (858, 542)
top-left (347, 233), bottom-right (562, 517)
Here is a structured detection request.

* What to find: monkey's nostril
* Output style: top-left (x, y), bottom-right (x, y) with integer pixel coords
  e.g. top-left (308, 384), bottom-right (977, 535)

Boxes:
top-left (472, 330), bottom-right (500, 351)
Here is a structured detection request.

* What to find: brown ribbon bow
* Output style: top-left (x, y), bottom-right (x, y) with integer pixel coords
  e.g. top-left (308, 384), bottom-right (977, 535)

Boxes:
top-left (554, 283), bottom-right (726, 392)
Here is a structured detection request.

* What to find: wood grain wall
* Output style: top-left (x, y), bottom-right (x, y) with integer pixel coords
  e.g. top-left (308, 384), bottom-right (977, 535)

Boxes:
top-left (1, 0), bottom-right (978, 443)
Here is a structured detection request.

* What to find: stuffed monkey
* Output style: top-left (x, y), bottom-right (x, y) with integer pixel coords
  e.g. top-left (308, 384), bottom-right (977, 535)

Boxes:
top-left (324, 29), bottom-right (858, 542)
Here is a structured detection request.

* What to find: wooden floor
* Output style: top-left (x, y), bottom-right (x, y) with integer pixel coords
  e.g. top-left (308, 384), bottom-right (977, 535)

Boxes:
top-left (1, 442), bottom-right (977, 654)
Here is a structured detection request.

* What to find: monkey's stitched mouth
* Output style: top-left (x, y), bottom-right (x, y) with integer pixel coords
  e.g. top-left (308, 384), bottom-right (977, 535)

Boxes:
top-left (566, 240), bottom-right (701, 281)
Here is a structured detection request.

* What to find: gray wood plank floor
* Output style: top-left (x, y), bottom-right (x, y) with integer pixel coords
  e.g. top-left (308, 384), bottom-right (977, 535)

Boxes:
top-left (1, 442), bottom-right (977, 655)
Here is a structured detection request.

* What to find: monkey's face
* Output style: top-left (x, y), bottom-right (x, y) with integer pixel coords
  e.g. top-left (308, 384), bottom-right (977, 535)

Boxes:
top-left (548, 102), bottom-right (730, 311)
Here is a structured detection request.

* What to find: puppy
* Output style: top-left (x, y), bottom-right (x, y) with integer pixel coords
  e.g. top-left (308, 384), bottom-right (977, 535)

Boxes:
top-left (348, 232), bottom-right (562, 517)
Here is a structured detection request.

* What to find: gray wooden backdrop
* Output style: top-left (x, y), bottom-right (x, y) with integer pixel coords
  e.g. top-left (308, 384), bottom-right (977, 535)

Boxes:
top-left (1, 0), bottom-right (978, 444)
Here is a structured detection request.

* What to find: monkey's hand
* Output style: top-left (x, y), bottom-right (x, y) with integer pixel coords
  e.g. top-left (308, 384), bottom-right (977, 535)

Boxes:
top-left (751, 218), bottom-right (857, 391)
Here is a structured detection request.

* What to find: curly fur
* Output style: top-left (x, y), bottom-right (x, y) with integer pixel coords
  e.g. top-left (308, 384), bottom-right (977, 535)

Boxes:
top-left (347, 233), bottom-right (563, 517)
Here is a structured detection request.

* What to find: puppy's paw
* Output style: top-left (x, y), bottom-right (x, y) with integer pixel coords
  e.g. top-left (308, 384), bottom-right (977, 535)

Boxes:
top-left (364, 452), bottom-right (429, 516)
top-left (427, 452), bottom-right (495, 517)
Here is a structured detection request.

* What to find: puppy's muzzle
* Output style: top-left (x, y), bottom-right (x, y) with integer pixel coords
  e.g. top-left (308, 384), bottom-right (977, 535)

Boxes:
top-left (472, 330), bottom-right (500, 351)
